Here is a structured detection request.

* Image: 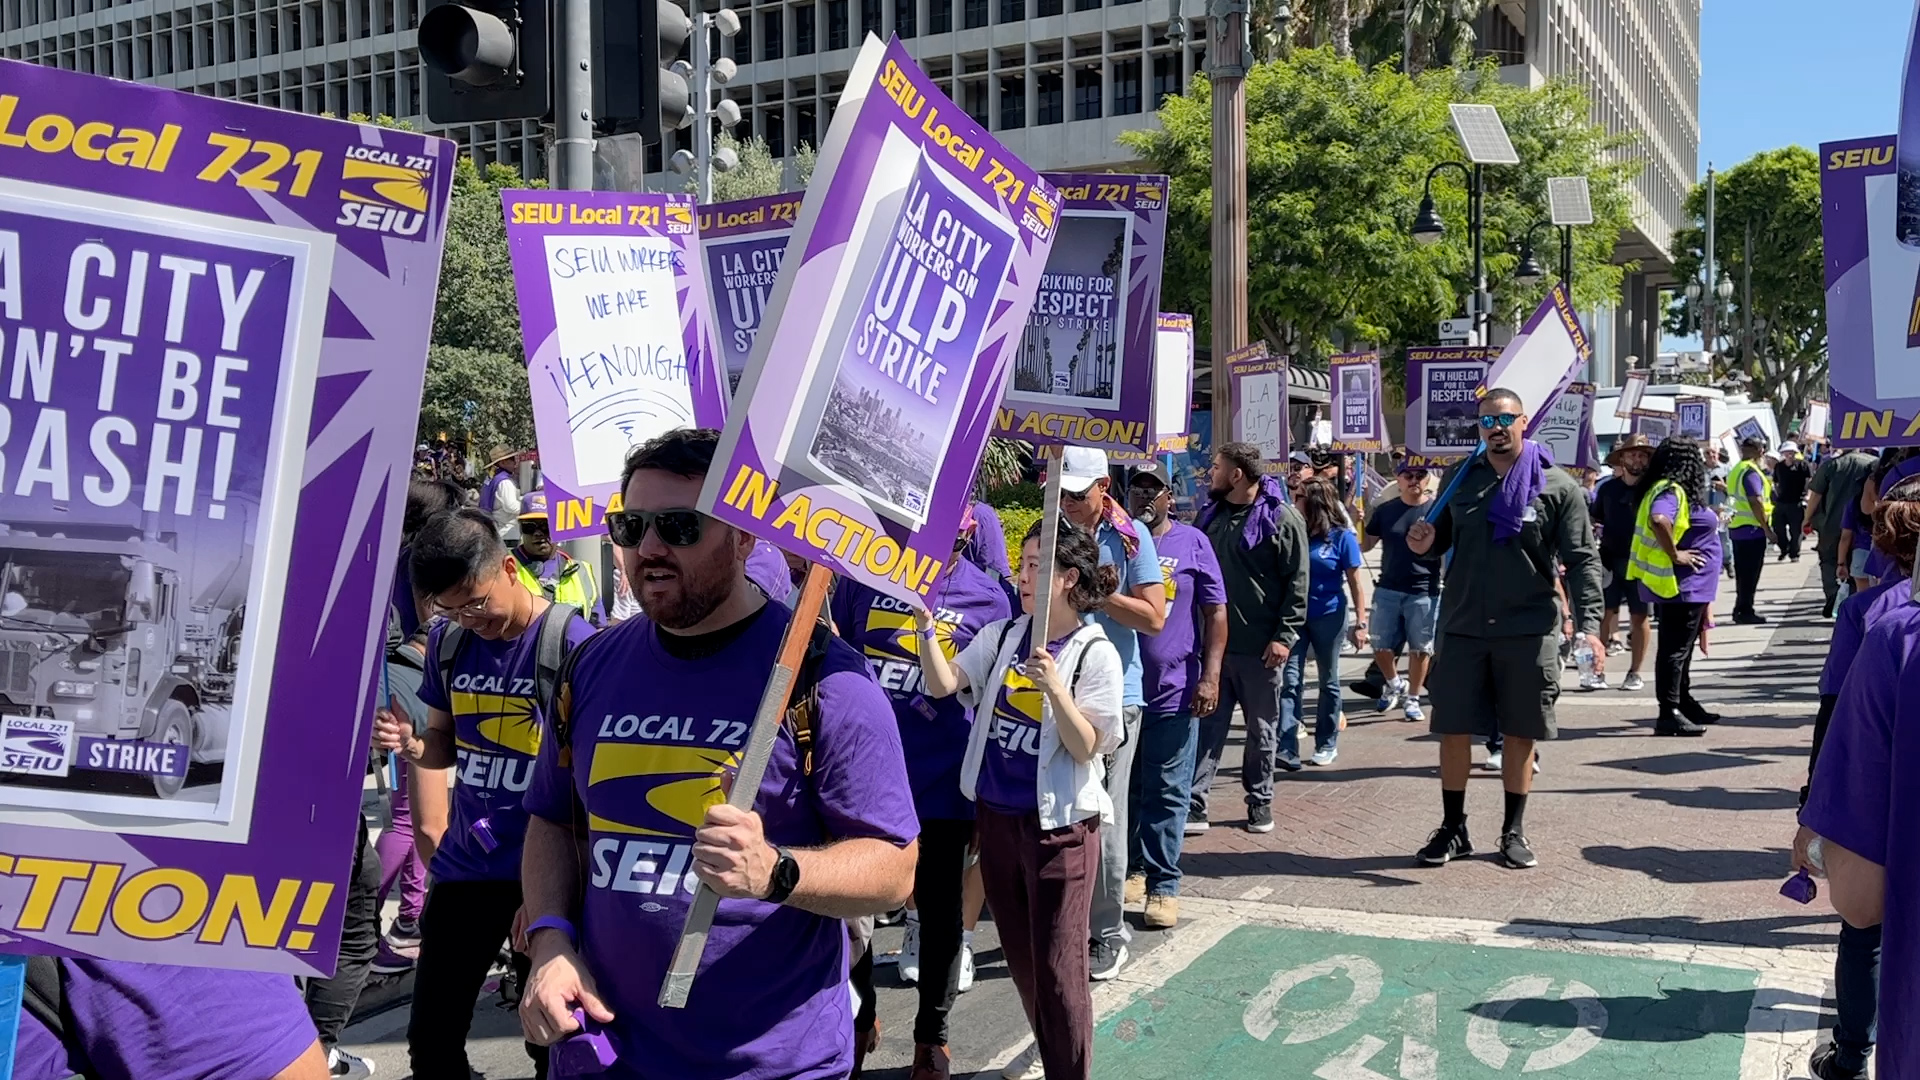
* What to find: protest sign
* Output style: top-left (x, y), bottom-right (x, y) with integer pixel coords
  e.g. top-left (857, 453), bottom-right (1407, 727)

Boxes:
top-left (1676, 396), bottom-right (1712, 440)
top-left (994, 172), bottom-right (1166, 451)
top-left (0, 59), bottom-right (452, 976)
top-left (1329, 352), bottom-right (1386, 452)
top-left (1617, 367), bottom-right (1650, 418)
top-left (1477, 282), bottom-right (1591, 421)
top-left (1406, 346), bottom-right (1492, 460)
top-left (1817, 133), bottom-right (1920, 446)
top-left (1734, 416), bottom-right (1768, 445)
top-left (1804, 399), bottom-right (1830, 439)
top-left (700, 193), bottom-right (803, 393)
top-left (1224, 343), bottom-right (1288, 466)
top-left (700, 36), bottom-right (1058, 606)
top-left (1113, 311), bottom-right (1193, 463)
top-left (1634, 401), bottom-right (1675, 443)
top-left (1534, 382), bottom-right (1597, 470)
top-left (503, 191), bottom-right (723, 539)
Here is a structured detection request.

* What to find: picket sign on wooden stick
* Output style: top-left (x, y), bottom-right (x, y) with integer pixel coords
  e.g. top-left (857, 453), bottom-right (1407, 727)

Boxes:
top-left (1032, 446), bottom-right (1066, 646)
top-left (659, 563), bottom-right (835, 1009)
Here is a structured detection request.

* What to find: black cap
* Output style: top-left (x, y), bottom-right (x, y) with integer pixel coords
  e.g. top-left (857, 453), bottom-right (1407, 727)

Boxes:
top-left (1130, 461), bottom-right (1172, 490)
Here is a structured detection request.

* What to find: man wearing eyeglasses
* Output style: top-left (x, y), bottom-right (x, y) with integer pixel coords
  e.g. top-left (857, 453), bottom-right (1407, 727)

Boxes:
top-left (372, 507), bottom-right (596, 1080)
top-left (1056, 445), bottom-right (1166, 983)
top-left (1405, 389), bottom-right (1603, 871)
top-left (516, 428), bottom-right (919, 1080)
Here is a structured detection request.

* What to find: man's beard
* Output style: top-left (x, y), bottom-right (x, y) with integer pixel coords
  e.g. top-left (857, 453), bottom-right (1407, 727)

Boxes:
top-left (636, 544), bottom-right (738, 630)
top-left (1208, 482), bottom-right (1231, 500)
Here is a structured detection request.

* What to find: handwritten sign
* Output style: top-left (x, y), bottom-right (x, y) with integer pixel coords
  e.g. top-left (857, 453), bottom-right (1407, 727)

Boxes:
top-left (1225, 343), bottom-right (1288, 465)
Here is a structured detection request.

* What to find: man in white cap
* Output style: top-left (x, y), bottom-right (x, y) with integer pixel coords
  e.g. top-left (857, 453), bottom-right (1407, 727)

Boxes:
top-left (1056, 446), bottom-right (1166, 982)
top-left (1772, 440), bottom-right (1812, 563)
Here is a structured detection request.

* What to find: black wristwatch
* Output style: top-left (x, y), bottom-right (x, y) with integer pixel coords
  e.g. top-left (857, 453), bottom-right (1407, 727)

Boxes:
top-left (763, 846), bottom-right (801, 905)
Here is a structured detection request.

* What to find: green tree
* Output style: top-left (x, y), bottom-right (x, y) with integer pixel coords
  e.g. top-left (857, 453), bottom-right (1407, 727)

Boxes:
top-left (1121, 49), bottom-right (1635, 382)
top-left (1664, 146), bottom-right (1827, 423)
top-left (692, 133), bottom-right (818, 201)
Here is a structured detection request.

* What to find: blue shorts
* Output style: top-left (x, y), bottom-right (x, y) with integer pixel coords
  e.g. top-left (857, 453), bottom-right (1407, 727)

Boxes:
top-left (1370, 587), bottom-right (1440, 654)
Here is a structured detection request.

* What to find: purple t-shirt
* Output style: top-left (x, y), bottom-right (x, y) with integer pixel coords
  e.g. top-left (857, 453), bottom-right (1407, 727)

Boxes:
top-left (523, 601), bottom-right (918, 1080)
top-left (1139, 523), bottom-right (1226, 715)
top-left (831, 559), bottom-right (1011, 822)
top-left (1802, 601), bottom-right (1920, 1079)
top-left (1638, 492), bottom-right (1723, 605)
top-left (974, 627), bottom-right (1068, 814)
top-left (14, 960), bottom-right (317, 1080)
top-left (746, 540), bottom-right (795, 603)
top-left (1820, 576), bottom-right (1910, 694)
top-left (416, 608), bottom-right (596, 881)
top-left (966, 501), bottom-right (1014, 580)
top-left (1730, 466), bottom-right (1768, 540)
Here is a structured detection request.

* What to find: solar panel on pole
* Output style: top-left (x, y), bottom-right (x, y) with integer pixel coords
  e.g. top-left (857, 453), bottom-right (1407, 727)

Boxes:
top-left (1547, 176), bottom-right (1595, 226)
top-left (1448, 103), bottom-right (1519, 165)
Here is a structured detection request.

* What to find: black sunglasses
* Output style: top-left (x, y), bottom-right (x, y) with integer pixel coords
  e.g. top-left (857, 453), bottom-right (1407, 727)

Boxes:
top-left (606, 508), bottom-right (706, 548)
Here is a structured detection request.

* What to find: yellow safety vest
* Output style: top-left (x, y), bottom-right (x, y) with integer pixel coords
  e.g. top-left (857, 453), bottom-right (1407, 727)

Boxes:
top-left (1727, 459), bottom-right (1773, 531)
top-left (1627, 479), bottom-right (1690, 600)
top-left (511, 552), bottom-right (600, 617)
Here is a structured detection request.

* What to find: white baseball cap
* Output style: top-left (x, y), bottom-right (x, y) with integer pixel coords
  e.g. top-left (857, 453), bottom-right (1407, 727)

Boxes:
top-left (1058, 446), bottom-right (1110, 494)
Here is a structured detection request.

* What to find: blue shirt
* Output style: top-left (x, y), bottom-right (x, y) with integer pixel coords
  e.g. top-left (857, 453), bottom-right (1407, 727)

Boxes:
top-left (1305, 528), bottom-right (1363, 620)
top-left (1093, 517), bottom-right (1161, 708)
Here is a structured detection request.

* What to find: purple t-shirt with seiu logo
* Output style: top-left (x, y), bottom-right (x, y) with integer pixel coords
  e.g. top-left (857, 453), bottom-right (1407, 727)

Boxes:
top-left (973, 627), bottom-right (1071, 814)
top-left (523, 601), bottom-right (919, 1080)
top-left (1802, 600), bottom-right (1920, 1079)
top-left (832, 559), bottom-right (1011, 822)
top-left (1139, 523), bottom-right (1226, 715)
top-left (416, 608), bottom-right (596, 881)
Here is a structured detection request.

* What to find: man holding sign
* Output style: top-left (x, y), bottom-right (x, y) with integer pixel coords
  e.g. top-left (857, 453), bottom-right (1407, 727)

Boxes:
top-left (517, 430), bottom-right (919, 1079)
top-left (1406, 390), bottom-right (1603, 870)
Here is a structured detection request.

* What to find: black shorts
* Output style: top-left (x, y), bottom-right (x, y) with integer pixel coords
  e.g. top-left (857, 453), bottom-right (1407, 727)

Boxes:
top-left (1602, 556), bottom-right (1648, 615)
top-left (1427, 633), bottom-right (1560, 741)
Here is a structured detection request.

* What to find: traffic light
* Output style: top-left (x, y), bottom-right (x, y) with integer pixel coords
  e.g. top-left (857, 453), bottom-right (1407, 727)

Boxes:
top-left (593, 0), bottom-right (691, 140)
top-left (418, 0), bottom-right (551, 124)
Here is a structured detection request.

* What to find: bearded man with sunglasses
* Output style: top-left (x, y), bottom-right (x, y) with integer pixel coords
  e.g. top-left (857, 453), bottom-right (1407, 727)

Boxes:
top-left (517, 428), bottom-right (919, 1080)
top-left (1405, 389), bottom-right (1603, 871)
top-left (373, 507), bottom-right (597, 1080)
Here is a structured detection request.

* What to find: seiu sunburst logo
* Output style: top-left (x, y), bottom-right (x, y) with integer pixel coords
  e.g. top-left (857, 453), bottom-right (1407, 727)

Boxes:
top-left (335, 152), bottom-right (432, 238)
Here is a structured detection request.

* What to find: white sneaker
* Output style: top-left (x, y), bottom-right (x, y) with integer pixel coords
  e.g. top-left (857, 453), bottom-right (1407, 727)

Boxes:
top-left (898, 916), bottom-right (921, 984)
top-left (1003, 1042), bottom-right (1045, 1080)
top-left (328, 1047), bottom-right (377, 1079)
top-left (1483, 750), bottom-right (1504, 771)
top-left (956, 939), bottom-right (976, 993)
top-left (1578, 673), bottom-right (1607, 691)
top-left (1310, 747), bottom-right (1338, 766)
top-left (1620, 673), bottom-right (1645, 691)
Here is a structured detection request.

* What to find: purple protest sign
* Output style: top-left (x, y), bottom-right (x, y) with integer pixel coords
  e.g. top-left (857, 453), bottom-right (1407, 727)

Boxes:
top-left (1676, 396), bottom-right (1712, 441)
top-left (1818, 134), bottom-right (1920, 447)
top-left (699, 37), bottom-right (1058, 606)
top-left (1899, 3), bottom-right (1920, 252)
top-left (994, 173), bottom-right (1166, 452)
top-left (1224, 343), bottom-right (1288, 467)
top-left (1329, 352), bottom-right (1386, 452)
top-left (0, 59), bottom-right (452, 976)
top-left (1535, 381), bottom-right (1597, 470)
top-left (502, 191), bottom-right (723, 539)
top-left (700, 193), bottom-right (803, 394)
top-left (1477, 282), bottom-right (1591, 421)
top-left (1406, 346), bottom-right (1492, 462)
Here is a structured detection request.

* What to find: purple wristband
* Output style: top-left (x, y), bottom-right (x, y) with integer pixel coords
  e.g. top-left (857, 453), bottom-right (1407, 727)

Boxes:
top-left (527, 915), bottom-right (578, 949)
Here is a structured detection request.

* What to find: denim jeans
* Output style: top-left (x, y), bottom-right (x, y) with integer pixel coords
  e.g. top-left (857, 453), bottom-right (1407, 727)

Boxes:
top-left (1090, 706), bottom-right (1143, 947)
top-left (1127, 710), bottom-right (1196, 896)
top-left (1284, 609), bottom-right (1348, 753)
top-left (1829, 920), bottom-right (1881, 1075)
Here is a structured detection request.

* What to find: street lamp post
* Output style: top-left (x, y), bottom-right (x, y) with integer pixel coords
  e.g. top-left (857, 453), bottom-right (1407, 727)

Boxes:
top-left (1515, 219), bottom-right (1553, 286)
top-left (1411, 160), bottom-right (1485, 345)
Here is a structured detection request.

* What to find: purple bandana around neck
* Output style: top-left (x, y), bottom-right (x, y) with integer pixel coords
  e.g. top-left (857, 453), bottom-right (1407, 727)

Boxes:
top-left (1197, 474), bottom-right (1293, 549)
top-left (1488, 440), bottom-right (1553, 543)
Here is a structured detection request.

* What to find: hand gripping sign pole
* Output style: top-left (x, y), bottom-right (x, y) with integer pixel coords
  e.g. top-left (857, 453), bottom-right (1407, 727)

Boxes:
top-left (660, 564), bottom-right (834, 1009)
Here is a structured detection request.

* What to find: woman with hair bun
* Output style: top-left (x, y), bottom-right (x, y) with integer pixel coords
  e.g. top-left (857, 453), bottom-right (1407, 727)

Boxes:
top-left (914, 519), bottom-right (1125, 1080)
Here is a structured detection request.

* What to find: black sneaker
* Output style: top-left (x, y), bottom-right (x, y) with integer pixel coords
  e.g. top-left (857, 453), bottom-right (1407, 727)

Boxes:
top-left (1732, 611), bottom-right (1769, 625)
top-left (1809, 1041), bottom-right (1866, 1080)
top-left (1498, 831), bottom-right (1538, 869)
top-left (1654, 715), bottom-right (1707, 737)
top-left (1246, 804), bottom-right (1275, 833)
top-left (1416, 824), bottom-right (1472, 865)
top-left (1089, 940), bottom-right (1128, 981)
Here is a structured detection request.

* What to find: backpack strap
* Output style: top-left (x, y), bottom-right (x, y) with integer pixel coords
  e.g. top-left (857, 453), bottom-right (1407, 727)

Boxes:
top-left (783, 621), bottom-right (834, 778)
top-left (533, 604), bottom-right (581, 721)
top-left (435, 622), bottom-right (468, 701)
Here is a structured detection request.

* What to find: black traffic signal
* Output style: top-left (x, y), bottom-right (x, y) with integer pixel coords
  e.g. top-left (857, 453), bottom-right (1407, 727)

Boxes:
top-left (419, 0), bottom-right (551, 124)
top-left (593, 0), bottom-right (691, 140)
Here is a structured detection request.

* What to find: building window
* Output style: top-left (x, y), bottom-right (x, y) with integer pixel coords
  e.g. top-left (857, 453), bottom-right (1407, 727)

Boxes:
top-left (998, 0), bottom-right (1020, 21)
top-left (734, 13), bottom-right (751, 59)
top-left (796, 4), bottom-right (815, 54)
top-left (1074, 0), bottom-right (1098, 10)
top-left (828, 0), bottom-right (847, 48)
top-left (963, 0), bottom-right (986, 28)
top-left (962, 79), bottom-right (988, 125)
top-left (1152, 52), bottom-right (1182, 106)
top-left (798, 105), bottom-right (817, 151)
top-left (894, 0), bottom-right (915, 36)
top-left (1112, 57), bottom-right (1140, 114)
top-left (765, 108), bottom-right (786, 157)
top-left (761, 9), bottom-right (781, 60)
top-left (861, 0), bottom-right (881, 38)
top-left (1035, 0), bottom-right (1059, 14)
top-left (929, 0), bottom-right (950, 32)
top-left (1036, 70), bottom-right (1062, 125)
top-left (1073, 67), bottom-right (1100, 120)
top-left (999, 75), bottom-right (1024, 128)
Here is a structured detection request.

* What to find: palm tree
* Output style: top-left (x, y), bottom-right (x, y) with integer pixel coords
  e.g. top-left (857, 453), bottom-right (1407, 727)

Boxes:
top-left (1401, 0), bottom-right (1494, 74)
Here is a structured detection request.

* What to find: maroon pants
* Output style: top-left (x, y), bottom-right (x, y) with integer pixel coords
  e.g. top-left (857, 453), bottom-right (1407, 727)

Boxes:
top-left (976, 804), bottom-right (1100, 1080)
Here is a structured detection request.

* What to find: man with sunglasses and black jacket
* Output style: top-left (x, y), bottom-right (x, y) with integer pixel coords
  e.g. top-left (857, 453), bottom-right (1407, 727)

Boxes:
top-left (517, 429), bottom-right (919, 1080)
top-left (373, 508), bottom-right (595, 1080)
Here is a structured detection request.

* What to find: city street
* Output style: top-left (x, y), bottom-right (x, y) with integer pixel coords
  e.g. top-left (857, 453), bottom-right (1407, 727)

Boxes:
top-left (341, 559), bottom-right (1842, 1080)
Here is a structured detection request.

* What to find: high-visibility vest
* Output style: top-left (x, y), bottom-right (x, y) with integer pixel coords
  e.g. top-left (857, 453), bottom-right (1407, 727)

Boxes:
top-left (511, 552), bottom-right (599, 617)
top-left (1727, 459), bottom-right (1773, 531)
top-left (1627, 479), bottom-right (1690, 599)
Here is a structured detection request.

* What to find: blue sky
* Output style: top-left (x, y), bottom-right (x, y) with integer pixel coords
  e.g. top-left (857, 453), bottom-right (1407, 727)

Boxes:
top-left (1698, 0), bottom-right (1909, 173)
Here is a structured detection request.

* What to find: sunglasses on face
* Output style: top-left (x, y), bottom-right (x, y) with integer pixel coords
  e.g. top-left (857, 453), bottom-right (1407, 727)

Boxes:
top-left (1478, 413), bottom-right (1521, 430)
top-left (606, 508), bottom-right (706, 548)
top-left (1061, 487), bottom-right (1094, 503)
